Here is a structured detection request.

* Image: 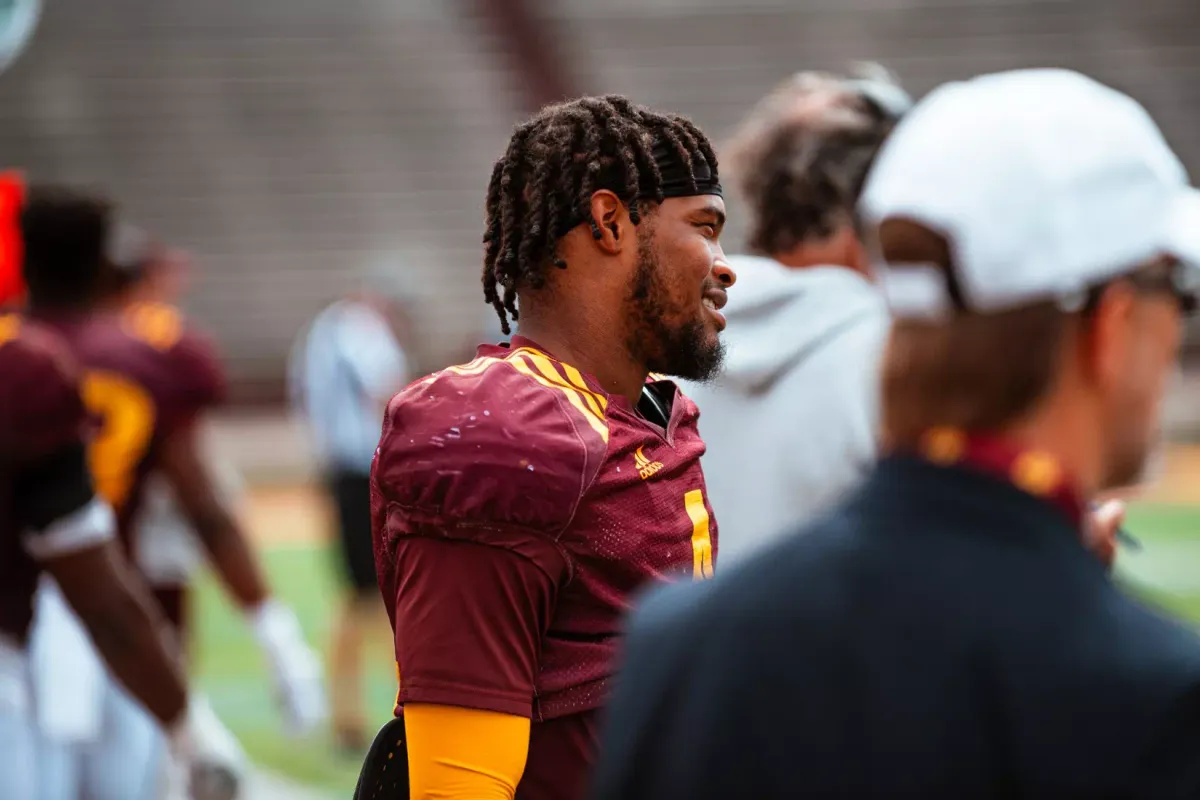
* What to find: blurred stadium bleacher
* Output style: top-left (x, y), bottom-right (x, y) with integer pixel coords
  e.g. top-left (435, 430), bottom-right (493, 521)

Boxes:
top-left (4, 0), bottom-right (1200, 402)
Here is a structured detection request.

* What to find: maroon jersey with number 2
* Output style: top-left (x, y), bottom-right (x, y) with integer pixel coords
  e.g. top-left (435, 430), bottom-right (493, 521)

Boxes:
top-left (44, 303), bottom-right (226, 536)
top-left (371, 335), bottom-right (718, 800)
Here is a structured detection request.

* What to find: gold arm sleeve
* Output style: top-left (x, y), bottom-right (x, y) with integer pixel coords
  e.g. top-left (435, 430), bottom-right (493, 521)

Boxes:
top-left (404, 703), bottom-right (531, 799)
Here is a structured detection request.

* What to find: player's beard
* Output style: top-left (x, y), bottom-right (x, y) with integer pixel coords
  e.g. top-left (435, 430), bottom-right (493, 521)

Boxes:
top-left (624, 230), bottom-right (725, 382)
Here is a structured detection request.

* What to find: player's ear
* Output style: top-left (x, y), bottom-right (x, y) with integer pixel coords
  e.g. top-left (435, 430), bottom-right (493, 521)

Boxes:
top-left (1080, 282), bottom-right (1137, 392)
top-left (588, 190), bottom-right (626, 255)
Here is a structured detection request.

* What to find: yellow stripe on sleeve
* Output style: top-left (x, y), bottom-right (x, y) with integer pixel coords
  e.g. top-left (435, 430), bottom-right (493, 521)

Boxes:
top-left (429, 348), bottom-right (609, 444)
top-left (509, 356), bottom-right (609, 443)
top-left (525, 353), bottom-right (607, 420)
top-left (556, 361), bottom-right (609, 413)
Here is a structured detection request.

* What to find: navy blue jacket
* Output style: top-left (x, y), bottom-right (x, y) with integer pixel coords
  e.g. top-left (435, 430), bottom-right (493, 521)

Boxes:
top-left (592, 456), bottom-right (1200, 799)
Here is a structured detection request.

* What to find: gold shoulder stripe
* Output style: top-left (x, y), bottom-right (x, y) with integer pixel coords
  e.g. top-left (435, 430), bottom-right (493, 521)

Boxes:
top-left (524, 352), bottom-right (606, 419)
top-left (434, 347), bottom-right (609, 443)
top-left (445, 346), bottom-right (538, 377)
top-left (507, 346), bottom-right (607, 414)
top-left (648, 372), bottom-right (668, 383)
top-left (444, 356), bottom-right (498, 377)
top-left (509, 354), bottom-right (608, 443)
top-left (557, 362), bottom-right (608, 412)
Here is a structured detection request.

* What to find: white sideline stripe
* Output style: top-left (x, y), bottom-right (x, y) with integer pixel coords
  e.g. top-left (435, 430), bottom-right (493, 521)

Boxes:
top-left (1116, 540), bottom-right (1200, 594)
top-left (244, 767), bottom-right (339, 800)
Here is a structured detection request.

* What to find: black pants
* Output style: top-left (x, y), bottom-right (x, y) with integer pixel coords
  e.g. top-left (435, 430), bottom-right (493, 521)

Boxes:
top-left (329, 469), bottom-right (376, 594)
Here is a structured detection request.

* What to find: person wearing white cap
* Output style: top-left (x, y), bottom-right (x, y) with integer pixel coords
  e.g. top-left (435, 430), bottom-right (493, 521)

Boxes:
top-left (591, 69), bottom-right (1200, 799)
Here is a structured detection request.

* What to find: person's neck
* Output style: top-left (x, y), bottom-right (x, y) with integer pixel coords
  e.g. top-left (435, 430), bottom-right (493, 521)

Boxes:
top-left (516, 315), bottom-right (646, 405)
top-left (990, 403), bottom-right (1103, 499)
top-left (773, 245), bottom-right (861, 273)
top-left (769, 229), bottom-right (868, 276)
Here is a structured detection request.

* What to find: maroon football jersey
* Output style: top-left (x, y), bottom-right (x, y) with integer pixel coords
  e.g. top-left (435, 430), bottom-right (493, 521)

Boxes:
top-left (41, 303), bottom-right (226, 543)
top-left (372, 335), bottom-right (717, 799)
top-left (0, 315), bottom-right (91, 641)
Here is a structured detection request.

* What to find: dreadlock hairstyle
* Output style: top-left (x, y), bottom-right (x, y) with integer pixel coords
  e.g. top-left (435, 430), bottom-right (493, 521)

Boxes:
top-left (481, 95), bottom-right (720, 335)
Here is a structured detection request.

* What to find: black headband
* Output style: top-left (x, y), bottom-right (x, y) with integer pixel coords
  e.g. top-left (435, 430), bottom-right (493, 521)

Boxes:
top-left (553, 138), bottom-right (721, 238)
top-left (652, 139), bottom-right (722, 199)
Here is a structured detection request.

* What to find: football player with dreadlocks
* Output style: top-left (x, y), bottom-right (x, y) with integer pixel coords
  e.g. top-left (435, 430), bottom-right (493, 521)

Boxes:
top-left (362, 95), bottom-right (734, 800)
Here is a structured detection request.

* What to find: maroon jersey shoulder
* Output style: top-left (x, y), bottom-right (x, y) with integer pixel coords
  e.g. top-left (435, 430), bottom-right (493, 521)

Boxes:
top-left (0, 315), bottom-right (86, 461)
top-left (45, 308), bottom-right (226, 519)
top-left (59, 306), bottom-right (224, 432)
top-left (119, 302), bottom-right (227, 416)
top-left (374, 345), bottom-right (609, 543)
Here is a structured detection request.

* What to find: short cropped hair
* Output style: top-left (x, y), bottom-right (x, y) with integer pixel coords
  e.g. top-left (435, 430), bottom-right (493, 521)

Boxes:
top-left (21, 185), bottom-right (112, 309)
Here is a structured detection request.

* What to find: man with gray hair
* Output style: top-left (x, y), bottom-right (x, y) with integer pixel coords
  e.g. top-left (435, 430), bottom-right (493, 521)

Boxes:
top-left (682, 66), bottom-right (910, 567)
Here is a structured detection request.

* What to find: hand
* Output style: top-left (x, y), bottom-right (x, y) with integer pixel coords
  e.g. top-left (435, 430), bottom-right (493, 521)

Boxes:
top-left (1085, 499), bottom-right (1125, 569)
top-left (248, 599), bottom-right (329, 736)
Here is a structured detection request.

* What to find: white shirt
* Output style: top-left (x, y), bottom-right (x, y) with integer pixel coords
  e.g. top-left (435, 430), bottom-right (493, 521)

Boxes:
top-left (289, 299), bottom-right (409, 474)
top-left (683, 256), bottom-right (889, 569)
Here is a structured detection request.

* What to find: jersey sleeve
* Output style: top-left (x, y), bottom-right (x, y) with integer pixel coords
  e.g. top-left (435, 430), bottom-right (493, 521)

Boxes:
top-left (15, 444), bottom-right (114, 561)
top-left (373, 364), bottom-right (604, 716)
top-left (374, 365), bottom-right (599, 550)
top-left (0, 324), bottom-right (89, 460)
top-left (0, 325), bottom-right (113, 558)
top-left (390, 536), bottom-right (560, 716)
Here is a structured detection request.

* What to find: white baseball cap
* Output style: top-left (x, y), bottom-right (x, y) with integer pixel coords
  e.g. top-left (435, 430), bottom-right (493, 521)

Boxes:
top-left (859, 68), bottom-right (1200, 318)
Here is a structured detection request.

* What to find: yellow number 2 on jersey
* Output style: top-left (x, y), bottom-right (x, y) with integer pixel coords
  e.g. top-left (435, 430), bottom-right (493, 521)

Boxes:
top-left (81, 370), bottom-right (156, 510)
top-left (684, 489), bottom-right (714, 580)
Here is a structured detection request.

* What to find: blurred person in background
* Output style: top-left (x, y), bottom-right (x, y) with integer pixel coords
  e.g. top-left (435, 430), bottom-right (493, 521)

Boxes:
top-left (96, 233), bottom-right (258, 799)
top-left (22, 191), bottom-right (326, 800)
top-left (289, 269), bottom-right (411, 753)
top-left (681, 66), bottom-right (910, 568)
top-left (593, 69), bottom-right (1200, 799)
top-left (0, 202), bottom-right (191, 800)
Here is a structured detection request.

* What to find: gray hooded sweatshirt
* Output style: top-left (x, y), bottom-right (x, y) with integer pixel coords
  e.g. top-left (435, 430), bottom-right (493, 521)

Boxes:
top-left (682, 254), bottom-right (890, 569)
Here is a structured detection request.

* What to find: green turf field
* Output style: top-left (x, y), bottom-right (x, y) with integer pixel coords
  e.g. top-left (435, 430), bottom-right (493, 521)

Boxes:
top-left (190, 502), bottom-right (1200, 795)
top-left (1117, 503), bottom-right (1200, 621)
top-left (192, 543), bottom-right (396, 795)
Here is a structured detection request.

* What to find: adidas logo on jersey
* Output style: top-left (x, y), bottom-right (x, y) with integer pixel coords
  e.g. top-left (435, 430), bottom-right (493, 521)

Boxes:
top-left (634, 446), bottom-right (664, 480)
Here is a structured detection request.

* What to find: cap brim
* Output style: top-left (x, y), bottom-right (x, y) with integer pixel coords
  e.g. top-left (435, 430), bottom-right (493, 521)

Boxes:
top-left (1167, 188), bottom-right (1200, 269)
